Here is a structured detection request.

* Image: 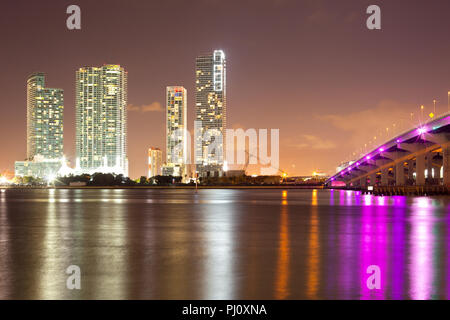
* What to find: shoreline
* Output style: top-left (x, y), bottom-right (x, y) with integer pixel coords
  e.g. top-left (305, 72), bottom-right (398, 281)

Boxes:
top-left (1, 185), bottom-right (324, 190)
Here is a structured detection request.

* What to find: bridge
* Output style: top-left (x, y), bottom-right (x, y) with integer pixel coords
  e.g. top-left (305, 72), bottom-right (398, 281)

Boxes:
top-left (326, 111), bottom-right (450, 192)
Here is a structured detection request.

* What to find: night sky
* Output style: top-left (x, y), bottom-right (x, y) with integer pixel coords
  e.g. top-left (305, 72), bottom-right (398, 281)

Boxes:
top-left (1, 0), bottom-right (450, 178)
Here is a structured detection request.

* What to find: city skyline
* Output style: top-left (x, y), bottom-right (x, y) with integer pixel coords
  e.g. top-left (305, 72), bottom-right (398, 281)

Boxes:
top-left (2, 1), bottom-right (450, 179)
top-left (1, 0), bottom-right (450, 305)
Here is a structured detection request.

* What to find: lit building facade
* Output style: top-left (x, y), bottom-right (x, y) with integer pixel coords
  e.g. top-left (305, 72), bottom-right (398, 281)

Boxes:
top-left (166, 86), bottom-right (187, 176)
top-left (15, 73), bottom-right (64, 179)
top-left (148, 147), bottom-right (162, 178)
top-left (26, 73), bottom-right (64, 160)
top-left (15, 157), bottom-right (63, 179)
top-left (76, 65), bottom-right (128, 176)
top-left (195, 50), bottom-right (227, 176)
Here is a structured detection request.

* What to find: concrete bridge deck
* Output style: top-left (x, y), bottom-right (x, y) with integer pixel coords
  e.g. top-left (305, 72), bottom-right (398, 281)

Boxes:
top-left (326, 112), bottom-right (450, 192)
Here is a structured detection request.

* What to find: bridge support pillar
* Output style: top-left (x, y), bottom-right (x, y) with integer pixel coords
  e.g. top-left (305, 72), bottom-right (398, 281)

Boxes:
top-left (416, 154), bottom-right (426, 186)
top-left (360, 177), bottom-right (367, 188)
top-left (395, 161), bottom-right (405, 186)
top-left (444, 145), bottom-right (450, 187)
top-left (375, 159), bottom-right (391, 186)
top-left (384, 151), bottom-right (408, 186)
top-left (421, 133), bottom-right (450, 186)
top-left (369, 173), bottom-right (377, 186)
top-left (426, 152), bottom-right (434, 180)
top-left (433, 165), bottom-right (441, 179)
top-left (408, 160), bottom-right (414, 181)
top-left (380, 167), bottom-right (389, 186)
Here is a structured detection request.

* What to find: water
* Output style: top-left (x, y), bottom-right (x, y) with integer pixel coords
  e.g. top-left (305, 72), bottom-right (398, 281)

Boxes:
top-left (0, 188), bottom-right (449, 300)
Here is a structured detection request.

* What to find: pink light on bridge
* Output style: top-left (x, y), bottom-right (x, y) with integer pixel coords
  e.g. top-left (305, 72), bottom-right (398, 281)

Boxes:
top-left (417, 127), bottom-right (427, 135)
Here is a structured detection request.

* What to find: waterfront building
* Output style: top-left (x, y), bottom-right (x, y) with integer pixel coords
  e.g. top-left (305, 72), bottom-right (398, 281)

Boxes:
top-left (26, 73), bottom-right (64, 160)
top-left (15, 156), bottom-right (63, 180)
top-left (76, 65), bottom-right (128, 176)
top-left (165, 86), bottom-right (187, 177)
top-left (148, 147), bottom-right (162, 178)
top-left (15, 73), bottom-right (64, 179)
top-left (194, 50), bottom-right (227, 177)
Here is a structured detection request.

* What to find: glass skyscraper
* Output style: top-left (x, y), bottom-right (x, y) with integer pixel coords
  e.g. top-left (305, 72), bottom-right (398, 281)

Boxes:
top-left (26, 73), bottom-right (64, 160)
top-left (75, 65), bottom-right (128, 176)
top-left (15, 73), bottom-right (64, 179)
top-left (166, 86), bottom-right (187, 168)
top-left (194, 50), bottom-right (227, 176)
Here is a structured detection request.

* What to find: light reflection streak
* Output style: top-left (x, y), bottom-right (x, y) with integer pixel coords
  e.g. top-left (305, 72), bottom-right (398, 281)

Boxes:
top-left (38, 189), bottom-right (63, 299)
top-left (409, 197), bottom-right (434, 300)
top-left (329, 189), bottom-right (335, 206)
top-left (339, 203), bottom-right (357, 298)
top-left (363, 195), bottom-right (372, 206)
top-left (202, 191), bottom-right (236, 299)
top-left (360, 198), bottom-right (387, 300)
top-left (91, 189), bottom-right (128, 299)
top-left (306, 189), bottom-right (319, 299)
top-left (391, 198), bottom-right (406, 299)
top-left (275, 191), bottom-right (290, 299)
top-left (0, 189), bottom-right (11, 299)
top-left (339, 190), bottom-right (345, 206)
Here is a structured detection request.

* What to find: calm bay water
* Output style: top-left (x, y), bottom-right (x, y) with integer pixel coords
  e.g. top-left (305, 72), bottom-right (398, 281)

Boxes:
top-left (0, 188), bottom-right (449, 300)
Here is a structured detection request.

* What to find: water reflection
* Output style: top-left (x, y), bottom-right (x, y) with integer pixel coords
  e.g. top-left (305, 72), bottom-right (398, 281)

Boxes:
top-left (0, 189), bottom-right (11, 299)
top-left (202, 190), bottom-right (236, 299)
top-left (275, 190), bottom-right (290, 299)
top-left (409, 198), bottom-right (435, 300)
top-left (306, 189), bottom-right (319, 299)
top-left (0, 188), bottom-right (449, 299)
top-left (360, 201), bottom-right (387, 299)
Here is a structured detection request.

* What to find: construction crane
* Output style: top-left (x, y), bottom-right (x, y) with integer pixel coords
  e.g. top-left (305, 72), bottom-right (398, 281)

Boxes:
top-left (242, 149), bottom-right (287, 180)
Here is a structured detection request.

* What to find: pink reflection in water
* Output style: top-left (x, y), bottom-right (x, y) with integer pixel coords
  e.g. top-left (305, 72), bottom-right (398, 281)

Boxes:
top-left (360, 203), bottom-right (387, 300)
top-left (391, 197), bottom-right (407, 299)
top-left (409, 197), bottom-right (434, 300)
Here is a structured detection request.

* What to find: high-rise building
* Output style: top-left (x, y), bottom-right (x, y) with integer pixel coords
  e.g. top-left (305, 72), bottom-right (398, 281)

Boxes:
top-left (195, 50), bottom-right (227, 176)
top-left (75, 65), bottom-right (128, 176)
top-left (165, 86), bottom-right (187, 176)
top-left (26, 73), bottom-right (64, 160)
top-left (148, 147), bottom-right (162, 178)
top-left (15, 73), bottom-right (65, 179)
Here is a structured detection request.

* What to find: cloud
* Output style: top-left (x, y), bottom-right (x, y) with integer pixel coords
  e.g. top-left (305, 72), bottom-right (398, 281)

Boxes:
top-left (318, 100), bottom-right (414, 132)
top-left (127, 104), bottom-right (140, 112)
top-left (128, 102), bottom-right (163, 112)
top-left (317, 99), bottom-right (420, 151)
top-left (288, 134), bottom-right (337, 150)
